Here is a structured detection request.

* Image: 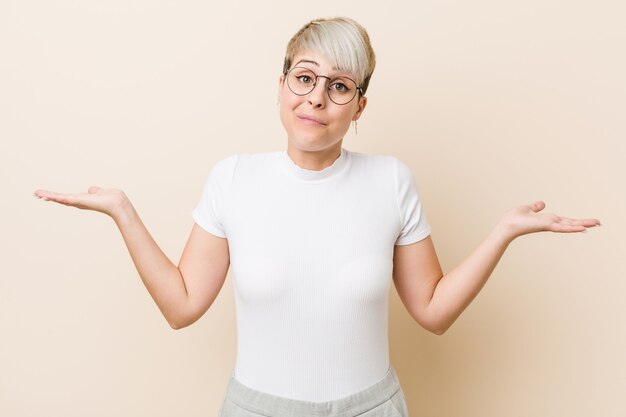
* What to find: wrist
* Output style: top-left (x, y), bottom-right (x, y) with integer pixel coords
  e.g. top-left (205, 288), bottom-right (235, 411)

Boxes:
top-left (492, 217), bottom-right (518, 245)
top-left (110, 192), bottom-right (135, 225)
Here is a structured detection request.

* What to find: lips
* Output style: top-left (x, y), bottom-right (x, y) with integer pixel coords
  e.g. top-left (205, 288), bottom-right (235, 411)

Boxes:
top-left (297, 114), bottom-right (327, 126)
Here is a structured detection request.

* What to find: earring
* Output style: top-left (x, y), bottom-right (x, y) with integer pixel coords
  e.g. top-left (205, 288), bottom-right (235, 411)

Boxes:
top-left (354, 120), bottom-right (358, 135)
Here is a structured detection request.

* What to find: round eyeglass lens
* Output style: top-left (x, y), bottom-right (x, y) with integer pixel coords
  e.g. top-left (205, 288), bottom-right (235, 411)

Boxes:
top-left (286, 67), bottom-right (358, 105)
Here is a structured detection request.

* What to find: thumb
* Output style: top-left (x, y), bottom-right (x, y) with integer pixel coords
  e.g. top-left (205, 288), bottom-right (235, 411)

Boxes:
top-left (530, 200), bottom-right (546, 212)
top-left (88, 186), bottom-right (101, 194)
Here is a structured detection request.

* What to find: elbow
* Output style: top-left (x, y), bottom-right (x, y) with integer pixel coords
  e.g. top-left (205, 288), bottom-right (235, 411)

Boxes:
top-left (420, 305), bottom-right (450, 335)
top-left (430, 318), bottom-right (452, 335)
top-left (166, 302), bottom-right (207, 330)
top-left (431, 326), bottom-right (448, 336)
top-left (418, 319), bottom-right (448, 335)
top-left (167, 311), bottom-right (205, 330)
top-left (423, 317), bottom-right (449, 335)
top-left (166, 314), bottom-right (194, 330)
top-left (169, 321), bottom-right (187, 330)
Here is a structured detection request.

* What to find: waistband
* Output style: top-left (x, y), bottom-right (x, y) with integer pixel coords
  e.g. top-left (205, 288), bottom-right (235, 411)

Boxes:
top-left (224, 365), bottom-right (402, 417)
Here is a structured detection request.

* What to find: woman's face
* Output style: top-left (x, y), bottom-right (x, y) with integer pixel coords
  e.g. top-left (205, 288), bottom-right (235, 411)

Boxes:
top-left (278, 50), bottom-right (367, 156)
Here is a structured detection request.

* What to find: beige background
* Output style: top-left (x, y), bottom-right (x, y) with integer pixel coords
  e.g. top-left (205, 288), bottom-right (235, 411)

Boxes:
top-left (1, 1), bottom-right (624, 416)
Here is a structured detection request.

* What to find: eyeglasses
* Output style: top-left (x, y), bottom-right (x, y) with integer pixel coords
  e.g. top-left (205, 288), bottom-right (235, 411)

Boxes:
top-left (284, 66), bottom-right (363, 105)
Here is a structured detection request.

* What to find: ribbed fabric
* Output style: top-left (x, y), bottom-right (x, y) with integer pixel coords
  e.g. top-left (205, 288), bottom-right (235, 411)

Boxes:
top-left (192, 147), bottom-right (430, 402)
top-left (280, 147), bottom-right (349, 182)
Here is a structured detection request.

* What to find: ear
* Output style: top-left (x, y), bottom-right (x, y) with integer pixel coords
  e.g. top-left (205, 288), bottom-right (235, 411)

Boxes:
top-left (277, 74), bottom-right (285, 102)
top-left (352, 96), bottom-right (368, 121)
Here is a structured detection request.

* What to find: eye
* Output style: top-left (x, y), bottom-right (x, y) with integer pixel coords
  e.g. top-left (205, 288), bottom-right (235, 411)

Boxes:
top-left (297, 75), bottom-right (314, 84)
top-left (330, 82), bottom-right (349, 92)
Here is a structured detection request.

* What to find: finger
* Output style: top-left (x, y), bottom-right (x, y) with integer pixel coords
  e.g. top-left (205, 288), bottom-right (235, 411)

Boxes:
top-left (35, 190), bottom-right (85, 207)
top-left (88, 186), bottom-right (101, 194)
top-left (573, 218), bottom-right (601, 227)
top-left (34, 189), bottom-right (59, 201)
top-left (34, 189), bottom-right (59, 200)
top-left (34, 189), bottom-right (52, 199)
top-left (33, 191), bottom-right (49, 201)
top-left (558, 218), bottom-right (582, 226)
top-left (542, 213), bottom-right (561, 224)
top-left (530, 200), bottom-right (545, 213)
top-left (550, 222), bottom-right (587, 233)
top-left (45, 192), bottom-right (77, 206)
top-left (555, 216), bottom-right (601, 227)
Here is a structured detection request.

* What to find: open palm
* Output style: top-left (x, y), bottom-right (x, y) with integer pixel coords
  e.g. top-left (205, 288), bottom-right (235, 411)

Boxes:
top-left (503, 200), bottom-right (601, 238)
top-left (34, 186), bottom-right (128, 218)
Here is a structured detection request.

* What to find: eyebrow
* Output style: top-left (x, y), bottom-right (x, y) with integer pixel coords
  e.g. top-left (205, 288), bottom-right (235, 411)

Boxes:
top-left (294, 59), bottom-right (340, 72)
top-left (294, 59), bottom-right (319, 67)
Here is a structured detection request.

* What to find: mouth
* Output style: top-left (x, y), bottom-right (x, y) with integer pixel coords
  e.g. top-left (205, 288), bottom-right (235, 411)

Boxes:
top-left (297, 114), bottom-right (327, 126)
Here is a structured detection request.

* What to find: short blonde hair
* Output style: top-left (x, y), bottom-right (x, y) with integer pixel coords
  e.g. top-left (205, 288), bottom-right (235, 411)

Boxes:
top-left (282, 17), bottom-right (376, 95)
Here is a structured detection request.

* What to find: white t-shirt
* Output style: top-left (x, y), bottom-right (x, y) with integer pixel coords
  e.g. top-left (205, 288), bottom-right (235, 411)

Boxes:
top-left (192, 147), bottom-right (431, 402)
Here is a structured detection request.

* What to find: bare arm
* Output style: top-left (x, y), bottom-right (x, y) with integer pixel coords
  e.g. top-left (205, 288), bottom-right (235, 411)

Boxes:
top-left (393, 201), bottom-right (601, 335)
top-left (34, 186), bottom-right (229, 329)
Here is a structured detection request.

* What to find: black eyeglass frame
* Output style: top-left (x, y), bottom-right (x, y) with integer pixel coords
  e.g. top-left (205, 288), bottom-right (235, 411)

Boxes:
top-left (283, 66), bottom-right (364, 105)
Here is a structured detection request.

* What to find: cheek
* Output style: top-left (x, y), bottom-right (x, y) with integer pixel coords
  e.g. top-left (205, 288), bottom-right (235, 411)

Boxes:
top-left (279, 87), bottom-right (302, 112)
top-left (334, 107), bottom-right (358, 126)
top-left (278, 93), bottom-right (298, 128)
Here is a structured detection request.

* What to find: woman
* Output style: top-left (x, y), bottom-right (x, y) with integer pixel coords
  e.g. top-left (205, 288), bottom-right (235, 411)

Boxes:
top-left (34, 17), bottom-right (600, 417)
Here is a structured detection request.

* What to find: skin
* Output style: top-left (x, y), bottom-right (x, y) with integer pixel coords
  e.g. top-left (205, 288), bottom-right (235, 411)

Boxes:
top-left (33, 50), bottom-right (601, 333)
top-left (278, 53), bottom-right (367, 171)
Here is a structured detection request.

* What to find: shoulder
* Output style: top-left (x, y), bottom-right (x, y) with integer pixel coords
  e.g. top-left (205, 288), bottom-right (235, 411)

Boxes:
top-left (234, 150), bottom-right (282, 167)
top-left (202, 154), bottom-right (240, 186)
top-left (210, 150), bottom-right (279, 174)
top-left (212, 153), bottom-right (239, 171)
top-left (346, 149), bottom-right (398, 171)
top-left (346, 149), bottom-right (412, 180)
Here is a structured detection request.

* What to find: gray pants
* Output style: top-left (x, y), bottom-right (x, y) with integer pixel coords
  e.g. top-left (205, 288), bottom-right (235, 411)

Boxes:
top-left (218, 365), bottom-right (409, 416)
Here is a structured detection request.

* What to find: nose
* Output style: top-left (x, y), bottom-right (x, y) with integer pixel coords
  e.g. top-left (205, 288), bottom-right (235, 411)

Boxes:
top-left (307, 76), bottom-right (329, 108)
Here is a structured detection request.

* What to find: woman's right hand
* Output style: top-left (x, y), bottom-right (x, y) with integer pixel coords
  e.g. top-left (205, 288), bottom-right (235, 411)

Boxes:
top-left (34, 186), bottom-right (130, 219)
top-left (35, 184), bottom-right (231, 329)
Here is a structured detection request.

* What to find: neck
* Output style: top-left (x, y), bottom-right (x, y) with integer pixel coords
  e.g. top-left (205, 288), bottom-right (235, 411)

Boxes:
top-left (286, 144), bottom-right (343, 171)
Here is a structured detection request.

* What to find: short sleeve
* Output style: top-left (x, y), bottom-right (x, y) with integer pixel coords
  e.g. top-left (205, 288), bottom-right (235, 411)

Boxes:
top-left (192, 155), bottom-right (238, 238)
top-left (394, 158), bottom-right (431, 245)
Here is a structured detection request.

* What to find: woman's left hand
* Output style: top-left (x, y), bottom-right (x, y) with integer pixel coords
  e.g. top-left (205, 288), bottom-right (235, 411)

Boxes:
top-left (500, 200), bottom-right (601, 241)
